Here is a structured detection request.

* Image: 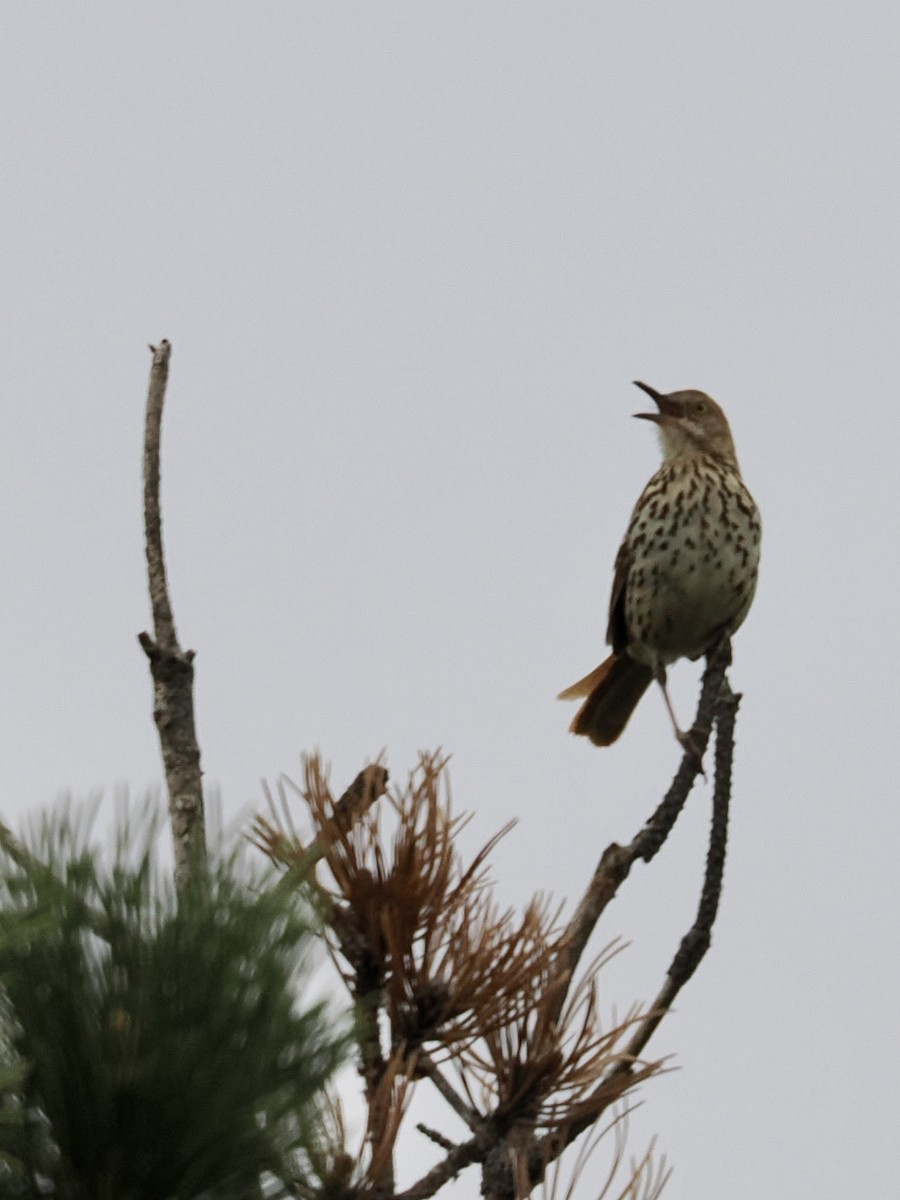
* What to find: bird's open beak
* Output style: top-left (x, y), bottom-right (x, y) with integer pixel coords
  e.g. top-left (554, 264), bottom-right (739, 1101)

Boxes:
top-left (632, 380), bottom-right (683, 423)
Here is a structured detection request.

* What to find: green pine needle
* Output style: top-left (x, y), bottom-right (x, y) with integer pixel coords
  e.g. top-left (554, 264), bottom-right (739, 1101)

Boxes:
top-left (0, 798), bottom-right (348, 1199)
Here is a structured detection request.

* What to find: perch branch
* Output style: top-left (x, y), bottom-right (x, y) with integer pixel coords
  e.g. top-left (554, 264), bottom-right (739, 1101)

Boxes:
top-left (137, 340), bottom-right (206, 895)
top-left (551, 639), bottom-right (732, 1014)
top-left (536, 673), bottom-right (740, 1178)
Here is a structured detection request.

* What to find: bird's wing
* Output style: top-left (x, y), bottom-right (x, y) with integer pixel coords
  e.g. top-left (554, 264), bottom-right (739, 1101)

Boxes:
top-left (606, 537), bottom-right (631, 654)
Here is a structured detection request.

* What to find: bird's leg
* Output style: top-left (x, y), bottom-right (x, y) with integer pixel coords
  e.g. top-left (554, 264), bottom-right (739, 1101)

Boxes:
top-left (656, 667), bottom-right (689, 745)
top-left (655, 667), bottom-right (706, 768)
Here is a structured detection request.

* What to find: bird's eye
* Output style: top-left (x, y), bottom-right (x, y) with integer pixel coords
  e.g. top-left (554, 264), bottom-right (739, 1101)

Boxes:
top-left (694, 402), bottom-right (705, 414)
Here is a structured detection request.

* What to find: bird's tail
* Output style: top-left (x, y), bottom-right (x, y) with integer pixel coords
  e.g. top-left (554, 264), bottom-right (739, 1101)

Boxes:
top-left (558, 653), bottom-right (654, 746)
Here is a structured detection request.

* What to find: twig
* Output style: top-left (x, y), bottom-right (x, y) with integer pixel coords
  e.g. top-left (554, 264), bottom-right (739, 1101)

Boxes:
top-left (552, 640), bottom-right (732, 1011)
top-left (589, 680), bottom-right (739, 1094)
top-left (142, 340), bottom-right (177, 647)
top-left (416, 1123), bottom-right (458, 1152)
top-left (392, 649), bottom-right (738, 1200)
top-left (395, 1134), bottom-right (484, 1200)
top-left (536, 671), bottom-right (740, 1177)
top-left (417, 1053), bottom-right (483, 1131)
top-left (665, 678), bottom-right (738, 986)
top-left (614, 681), bottom-right (739, 1065)
top-left (629, 638), bottom-right (733, 867)
top-left (137, 340), bottom-right (206, 896)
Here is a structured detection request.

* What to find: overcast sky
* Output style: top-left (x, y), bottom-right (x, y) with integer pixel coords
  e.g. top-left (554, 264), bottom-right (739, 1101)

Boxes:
top-left (2, 4), bottom-right (898, 1197)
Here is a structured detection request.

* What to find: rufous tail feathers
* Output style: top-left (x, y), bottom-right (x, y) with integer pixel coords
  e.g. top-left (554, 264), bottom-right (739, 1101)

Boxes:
top-left (558, 653), bottom-right (654, 746)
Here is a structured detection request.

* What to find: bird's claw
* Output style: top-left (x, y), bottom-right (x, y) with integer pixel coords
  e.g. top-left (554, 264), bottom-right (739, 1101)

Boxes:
top-left (676, 726), bottom-right (708, 774)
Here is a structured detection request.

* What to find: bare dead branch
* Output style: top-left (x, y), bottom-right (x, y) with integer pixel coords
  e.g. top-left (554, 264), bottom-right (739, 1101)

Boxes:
top-left (395, 1133), bottom-right (483, 1200)
top-left (417, 1053), bottom-right (483, 1131)
top-left (666, 678), bottom-right (739, 986)
top-left (530, 669), bottom-right (740, 1186)
top-left (552, 639), bottom-right (732, 1008)
top-left (416, 1123), bottom-right (458, 1152)
top-left (142, 340), bottom-right (177, 647)
top-left (137, 340), bottom-right (205, 896)
top-left (608, 678), bottom-right (740, 1075)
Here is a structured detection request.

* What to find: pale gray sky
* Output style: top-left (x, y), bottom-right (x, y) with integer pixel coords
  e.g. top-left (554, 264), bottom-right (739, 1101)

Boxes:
top-left (2, 4), bottom-right (898, 1197)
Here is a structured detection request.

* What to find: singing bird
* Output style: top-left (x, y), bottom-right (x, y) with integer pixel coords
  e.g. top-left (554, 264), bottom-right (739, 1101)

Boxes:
top-left (559, 381), bottom-right (761, 748)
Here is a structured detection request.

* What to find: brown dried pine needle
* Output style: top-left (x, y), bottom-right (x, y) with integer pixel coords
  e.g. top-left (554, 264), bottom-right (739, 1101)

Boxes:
top-left (256, 753), bottom-right (565, 1054)
top-left (464, 947), bottom-right (663, 1132)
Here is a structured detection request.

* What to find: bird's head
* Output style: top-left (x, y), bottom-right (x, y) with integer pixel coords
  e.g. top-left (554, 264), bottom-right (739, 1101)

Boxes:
top-left (632, 381), bottom-right (739, 467)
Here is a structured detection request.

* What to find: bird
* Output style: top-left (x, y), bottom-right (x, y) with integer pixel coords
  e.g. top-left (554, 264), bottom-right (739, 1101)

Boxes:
top-left (559, 381), bottom-right (761, 748)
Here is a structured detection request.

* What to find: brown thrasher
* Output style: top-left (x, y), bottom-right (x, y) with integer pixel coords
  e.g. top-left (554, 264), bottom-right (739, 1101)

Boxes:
top-left (559, 381), bottom-right (761, 748)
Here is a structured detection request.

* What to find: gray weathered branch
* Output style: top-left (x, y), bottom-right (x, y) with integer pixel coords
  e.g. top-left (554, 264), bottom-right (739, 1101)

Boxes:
top-left (530, 668), bottom-right (740, 1187)
top-left (552, 639), bottom-right (732, 1010)
top-left (138, 340), bottom-right (206, 895)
